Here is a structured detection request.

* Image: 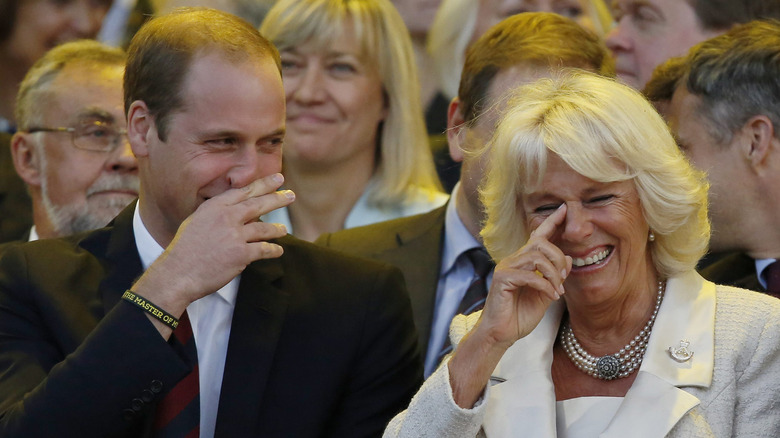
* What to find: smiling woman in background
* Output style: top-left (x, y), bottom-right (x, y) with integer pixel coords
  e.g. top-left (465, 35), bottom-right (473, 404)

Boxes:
top-left (384, 71), bottom-right (780, 437)
top-left (259, 0), bottom-right (447, 241)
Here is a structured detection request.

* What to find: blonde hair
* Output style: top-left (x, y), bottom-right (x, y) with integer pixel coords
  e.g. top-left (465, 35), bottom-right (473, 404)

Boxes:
top-left (480, 70), bottom-right (710, 278)
top-left (260, 0), bottom-right (442, 205)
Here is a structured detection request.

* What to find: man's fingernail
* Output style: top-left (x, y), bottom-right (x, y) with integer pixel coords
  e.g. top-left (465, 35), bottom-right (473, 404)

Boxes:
top-left (282, 190), bottom-right (295, 200)
top-left (272, 173), bottom-right (284, 184)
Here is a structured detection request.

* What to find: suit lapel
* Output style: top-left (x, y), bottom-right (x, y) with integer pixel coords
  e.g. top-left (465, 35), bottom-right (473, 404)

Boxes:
top-left (482, 303), bottom-right (564, 437)
top-left (604, 271), bottom-right (714, 437)
top-left (602, 373), bottom-right (700, 438)
top-left (480, 272), bottom-right (715, 437)
top-left (89, 203), bottom-right (144, 315)
top-left (214, 255), bottom-right (288, 437)
top-left (379, 206), bottom-right (446, 355)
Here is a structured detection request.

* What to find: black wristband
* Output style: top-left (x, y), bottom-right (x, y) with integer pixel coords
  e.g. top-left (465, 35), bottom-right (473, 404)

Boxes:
top-left (122, 290), bottom-right (179, 330)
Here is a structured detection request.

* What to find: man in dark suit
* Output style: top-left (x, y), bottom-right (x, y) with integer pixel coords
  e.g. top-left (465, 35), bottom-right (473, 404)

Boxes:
top-left (651, 20), bottom-right (780, 295)
top-left (317, 13), bottom-right (614, 377)
top-left (0, 8), bottom-right (421, 437)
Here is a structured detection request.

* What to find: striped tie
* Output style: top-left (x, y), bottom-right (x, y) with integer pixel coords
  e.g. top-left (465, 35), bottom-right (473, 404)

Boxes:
top-left (152, 310), bottom-right (200, 437)
top-left (437, 247), bottom-right (495, 364)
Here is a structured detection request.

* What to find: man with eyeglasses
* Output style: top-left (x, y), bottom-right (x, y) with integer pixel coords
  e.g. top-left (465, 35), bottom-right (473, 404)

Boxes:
top-left (9, 39), bottom-right (138, 241)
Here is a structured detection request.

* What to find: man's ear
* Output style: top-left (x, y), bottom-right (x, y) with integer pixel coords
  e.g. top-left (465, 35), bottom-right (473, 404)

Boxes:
top-left (447, 97), bottom-right (467, 163)
top-left (742, 115), bottom-right (774, 171)
top-left (127, 100), bottom-right (154, 157)
top-left (11, 133), bottom-right (42, 187)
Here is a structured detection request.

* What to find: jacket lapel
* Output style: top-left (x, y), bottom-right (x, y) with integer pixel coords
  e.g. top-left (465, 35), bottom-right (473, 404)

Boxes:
top-left (378, 206), bottom-right (446, 355)
top-left (603, 271), bottom-right (715, 437)
top-left (90, 203), bottom-right (144, 314)
top-left (481, 303), bottom-right (565, 437)
top-left (476, 271), bottom-right (715, 437)
top-left (214, 255), bottom-right (288, 437)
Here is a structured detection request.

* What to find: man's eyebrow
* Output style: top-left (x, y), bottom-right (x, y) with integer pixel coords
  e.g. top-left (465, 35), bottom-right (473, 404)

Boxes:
top-left (74, 107), bottom-right (116, 123)
top-left (262, 128), bottom-right (286, 139)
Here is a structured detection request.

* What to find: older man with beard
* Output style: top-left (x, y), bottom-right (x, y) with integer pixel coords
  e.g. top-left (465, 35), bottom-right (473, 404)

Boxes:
top-left (10, 39), bottom-right (138, 241)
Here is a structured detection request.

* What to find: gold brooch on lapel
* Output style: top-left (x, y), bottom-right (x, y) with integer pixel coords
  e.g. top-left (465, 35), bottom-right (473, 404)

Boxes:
top-left (668, 340), bottom-right (694, 362)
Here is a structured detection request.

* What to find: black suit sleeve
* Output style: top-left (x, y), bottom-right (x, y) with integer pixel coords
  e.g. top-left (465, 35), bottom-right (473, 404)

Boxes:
top-left (0, 245), bottom-right (191, 438)
top-left (324, 266), bottom-right (423, 437)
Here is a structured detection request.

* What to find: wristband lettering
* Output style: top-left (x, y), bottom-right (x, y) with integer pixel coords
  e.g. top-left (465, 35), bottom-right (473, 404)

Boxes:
top-left (122, 290), bottom-right (179, 330)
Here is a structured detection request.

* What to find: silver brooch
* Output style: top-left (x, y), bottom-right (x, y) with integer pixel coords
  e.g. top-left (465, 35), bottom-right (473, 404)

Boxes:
top-left (668, 340), bottom-right (694, 363)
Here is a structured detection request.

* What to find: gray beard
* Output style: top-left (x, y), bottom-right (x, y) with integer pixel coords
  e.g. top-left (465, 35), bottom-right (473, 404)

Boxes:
top-left (40, 171), bottom-right (139, 236)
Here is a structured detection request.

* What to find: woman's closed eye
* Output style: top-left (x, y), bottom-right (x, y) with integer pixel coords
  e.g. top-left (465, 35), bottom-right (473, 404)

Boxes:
top-left (534, 203), bottom-right (563, 214)
top-left (586, 195), bottom-right (615, 205)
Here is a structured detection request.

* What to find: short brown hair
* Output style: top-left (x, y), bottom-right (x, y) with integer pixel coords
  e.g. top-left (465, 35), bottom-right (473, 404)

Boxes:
top-left (683, 19), bottom-right (780, 144)
top-left (688, 0), bottom-right (780, 30)
top-left (458, 12), bottom-right (614, 125)
top-left (643, 55), bottom-right (687, 104)
top-left (124, 7), bottom-right (280, 141)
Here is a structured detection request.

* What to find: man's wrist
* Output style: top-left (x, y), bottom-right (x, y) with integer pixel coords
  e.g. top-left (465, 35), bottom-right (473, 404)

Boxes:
top-left (122, 290), bottom-right (179, 330)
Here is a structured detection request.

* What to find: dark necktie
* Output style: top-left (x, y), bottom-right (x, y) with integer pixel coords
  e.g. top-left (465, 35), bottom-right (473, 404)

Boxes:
top-left (764, 261), bottom-right (780, 298)
top-left (152, 310), bottom-right (200, 437)
top-left (437, 247), bottom-right (495, 364)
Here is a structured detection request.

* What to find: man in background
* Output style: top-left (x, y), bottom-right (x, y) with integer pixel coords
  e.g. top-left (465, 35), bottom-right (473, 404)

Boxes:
top-left (650, 20), bottom-right (780, 295)
top-left (10, 40), bottom-right (138, 241)
top-left (318, 12), bottom-right (614, 377)
top-left (0, 0), bottom-right (112, 242)
top-left (606, 0), bottom-right (780, 90)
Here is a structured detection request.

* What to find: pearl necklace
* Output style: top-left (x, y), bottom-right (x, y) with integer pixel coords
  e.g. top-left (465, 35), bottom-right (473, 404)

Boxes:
top-left (560, 280), bottom-right (666, 380)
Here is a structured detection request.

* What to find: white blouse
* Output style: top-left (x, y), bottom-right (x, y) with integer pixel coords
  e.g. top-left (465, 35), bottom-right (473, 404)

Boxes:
top-left (556, 397), bottom-right (623, 438)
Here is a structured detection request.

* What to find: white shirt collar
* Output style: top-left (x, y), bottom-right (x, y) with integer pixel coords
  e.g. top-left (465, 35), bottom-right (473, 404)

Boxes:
top-left (28, 226), bottom-right (39, 242)
top-left (755, 258), bottom-right (777, 290)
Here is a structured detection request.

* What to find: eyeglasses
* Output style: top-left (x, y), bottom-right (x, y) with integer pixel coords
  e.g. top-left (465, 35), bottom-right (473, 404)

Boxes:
top-left (26, 121), bottom-right (128, 152)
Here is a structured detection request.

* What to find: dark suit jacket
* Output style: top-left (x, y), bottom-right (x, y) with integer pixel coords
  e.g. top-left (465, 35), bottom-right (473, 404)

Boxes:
top-left (0, 132), bottom-right (32, 243)
top-left (699, 251), bottom-right (763, 292)
top-left (316, 205), bottom-right (446, 360)
top-left (0, 205), bottom-right (422, 437)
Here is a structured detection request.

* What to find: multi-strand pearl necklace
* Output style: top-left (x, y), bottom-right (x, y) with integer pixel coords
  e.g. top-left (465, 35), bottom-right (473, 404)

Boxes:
top-left (560, 280), bottom-right (666, 380)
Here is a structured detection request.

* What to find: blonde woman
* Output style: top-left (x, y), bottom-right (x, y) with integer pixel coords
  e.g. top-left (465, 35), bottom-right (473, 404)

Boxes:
top-left (260, 0), bottom-right (447, 241)
top-left (385, 71), bottom-right (780, 437)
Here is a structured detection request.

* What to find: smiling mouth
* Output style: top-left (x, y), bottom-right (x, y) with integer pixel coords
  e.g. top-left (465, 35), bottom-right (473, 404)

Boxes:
top-left (570, 247), bottom-right (613, 268)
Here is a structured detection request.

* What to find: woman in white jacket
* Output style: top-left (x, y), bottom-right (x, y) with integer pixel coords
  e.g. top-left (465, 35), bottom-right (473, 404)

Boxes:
top-left (385, 71), bottom-right (780, 437)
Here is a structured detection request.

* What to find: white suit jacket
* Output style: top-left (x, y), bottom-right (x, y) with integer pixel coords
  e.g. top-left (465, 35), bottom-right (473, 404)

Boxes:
top-left (385, 271), bottom-right (780, 437)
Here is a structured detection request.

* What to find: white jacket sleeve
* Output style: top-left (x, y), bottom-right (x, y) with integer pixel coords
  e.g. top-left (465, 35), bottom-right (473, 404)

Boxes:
top-left (383, 356), bottom-right (489, 438)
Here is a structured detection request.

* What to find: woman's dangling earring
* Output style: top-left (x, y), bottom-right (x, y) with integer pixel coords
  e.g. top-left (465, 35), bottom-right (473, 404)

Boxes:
top-left (648, 230), bottom-right (655, 242)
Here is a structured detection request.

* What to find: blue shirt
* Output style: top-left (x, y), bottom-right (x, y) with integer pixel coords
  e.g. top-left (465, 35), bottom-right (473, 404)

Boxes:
top-left (424, 184), bottom-right (492, 377)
